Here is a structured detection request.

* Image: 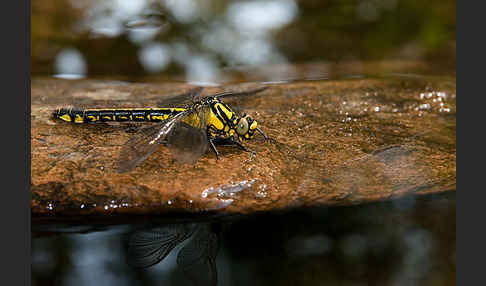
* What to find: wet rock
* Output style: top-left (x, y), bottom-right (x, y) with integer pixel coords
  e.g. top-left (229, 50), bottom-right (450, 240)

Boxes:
top-left (31, 75), bottom-right (456, 221)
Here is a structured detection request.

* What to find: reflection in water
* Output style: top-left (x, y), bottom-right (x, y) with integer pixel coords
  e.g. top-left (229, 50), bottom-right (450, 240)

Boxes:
top-left (177, 225), bottom-right (219, 286)
top-left (128, 224), bottom-right (197, 268)
top-left (394, 228), bottom-right (434, 285)
top-left (128, 223), bottom-right (219, 286)
top-left (285, 234), bottom-right (333, 257)
top-left (32, 193), bottom-right (455, 286)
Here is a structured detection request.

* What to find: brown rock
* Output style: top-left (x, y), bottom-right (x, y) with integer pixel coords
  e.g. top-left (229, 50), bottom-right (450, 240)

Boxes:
top-left (31, 75), bottom-right (456, 222)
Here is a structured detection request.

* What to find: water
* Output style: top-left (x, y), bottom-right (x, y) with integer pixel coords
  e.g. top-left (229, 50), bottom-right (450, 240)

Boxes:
top-left (31, 0), bottom-right (455, 285)
top-left (32, 192), bottom-right (455, 286)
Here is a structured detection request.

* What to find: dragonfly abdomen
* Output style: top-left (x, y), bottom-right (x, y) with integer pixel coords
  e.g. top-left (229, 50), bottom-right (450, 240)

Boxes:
top-left (53, 107), bottom-right (186, 123)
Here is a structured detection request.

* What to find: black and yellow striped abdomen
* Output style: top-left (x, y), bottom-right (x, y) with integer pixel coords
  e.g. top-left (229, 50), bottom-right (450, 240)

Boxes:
top-left (53, 97), bottom-right (261, 142)
top-left (53, 107), bottom-right (186, 123)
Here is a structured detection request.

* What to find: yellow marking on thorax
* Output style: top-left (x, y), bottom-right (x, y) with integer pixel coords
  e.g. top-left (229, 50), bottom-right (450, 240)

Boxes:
top-left (215, 103), bottom-right (234, 120)
top-left (208, 111), bottom-right (224, 131)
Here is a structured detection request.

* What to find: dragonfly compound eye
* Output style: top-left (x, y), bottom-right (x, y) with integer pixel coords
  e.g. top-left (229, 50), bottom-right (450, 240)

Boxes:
top-left (236, 117), bottom-right (249, 136)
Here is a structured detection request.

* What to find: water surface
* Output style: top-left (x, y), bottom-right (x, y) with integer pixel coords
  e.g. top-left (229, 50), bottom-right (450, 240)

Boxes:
top-left (32, 192), bottom-right (456, 286)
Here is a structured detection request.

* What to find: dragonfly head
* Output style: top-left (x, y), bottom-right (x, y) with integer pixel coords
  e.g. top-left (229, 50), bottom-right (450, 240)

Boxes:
top-left (234, 113), bottom-right (266, 141)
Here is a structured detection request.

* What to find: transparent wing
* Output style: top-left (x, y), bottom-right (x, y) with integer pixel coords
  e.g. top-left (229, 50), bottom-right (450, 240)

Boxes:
top-left (177, 225), bottom-right (219, 286)
top-left (156, 86), bottom-right (266, 108)
top-left (214, 86), bottom-right (267, 99)
top-left (127, 224), bottom-right (197, 268)
top-left (157, 86), bottom-right (204, 107)
top-left (214, 86), bottom-right (268, 116)
top-left (117, 111), bottom-right (188, 173)
top-left (167, 104), bottom-right (209, 164)
top-left (117, 123), bottom-right (165, 173)
top-left (117, 105), bottom-right (209, 172)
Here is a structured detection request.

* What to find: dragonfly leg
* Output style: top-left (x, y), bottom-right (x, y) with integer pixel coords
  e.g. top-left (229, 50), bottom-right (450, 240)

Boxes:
top-left (231, 138), bottom-right (256, 155)
top-left (256, 127), bottom-right (268, 140)
top-left (256, 127), bottom-right (277, 143)
top-left (209, 138), bottom-right (220, 160)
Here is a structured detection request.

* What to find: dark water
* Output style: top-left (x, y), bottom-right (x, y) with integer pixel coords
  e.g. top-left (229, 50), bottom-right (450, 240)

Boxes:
top-left (32, 192), bottom-right (455, 286)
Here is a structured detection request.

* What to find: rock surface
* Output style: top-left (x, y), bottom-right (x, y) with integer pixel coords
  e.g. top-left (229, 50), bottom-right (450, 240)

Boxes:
top-left (31, 75), bottom-right (456, 221)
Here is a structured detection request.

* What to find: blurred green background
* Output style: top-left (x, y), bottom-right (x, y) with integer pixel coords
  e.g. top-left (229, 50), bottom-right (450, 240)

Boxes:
top-left (31, 0), bottom-right (456, 80)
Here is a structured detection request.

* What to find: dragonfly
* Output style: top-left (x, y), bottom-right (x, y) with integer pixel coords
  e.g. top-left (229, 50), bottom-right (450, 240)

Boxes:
top-left (53, 87), bottom-right (269, 173)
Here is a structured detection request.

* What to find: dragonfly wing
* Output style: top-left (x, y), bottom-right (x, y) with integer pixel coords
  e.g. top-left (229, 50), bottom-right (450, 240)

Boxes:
top-left (127, 224), bottom-right (197, 268)
top-left (214, 87), bottom-right (268, 116)
top-left (214, 87), bottom-right (267, 101)
top-left (156, 86), bottom-right (204, 107)
top-left (177, 225), bottom-right (219, 286)
top-left (167, 104), bottom-right (209, 164)
top-left (117, 113), bottom-right (187, 173)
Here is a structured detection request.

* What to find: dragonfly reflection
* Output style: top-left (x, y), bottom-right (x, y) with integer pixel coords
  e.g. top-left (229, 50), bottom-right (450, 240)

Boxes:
top-left (127, 223), bottom-right (219, 286)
